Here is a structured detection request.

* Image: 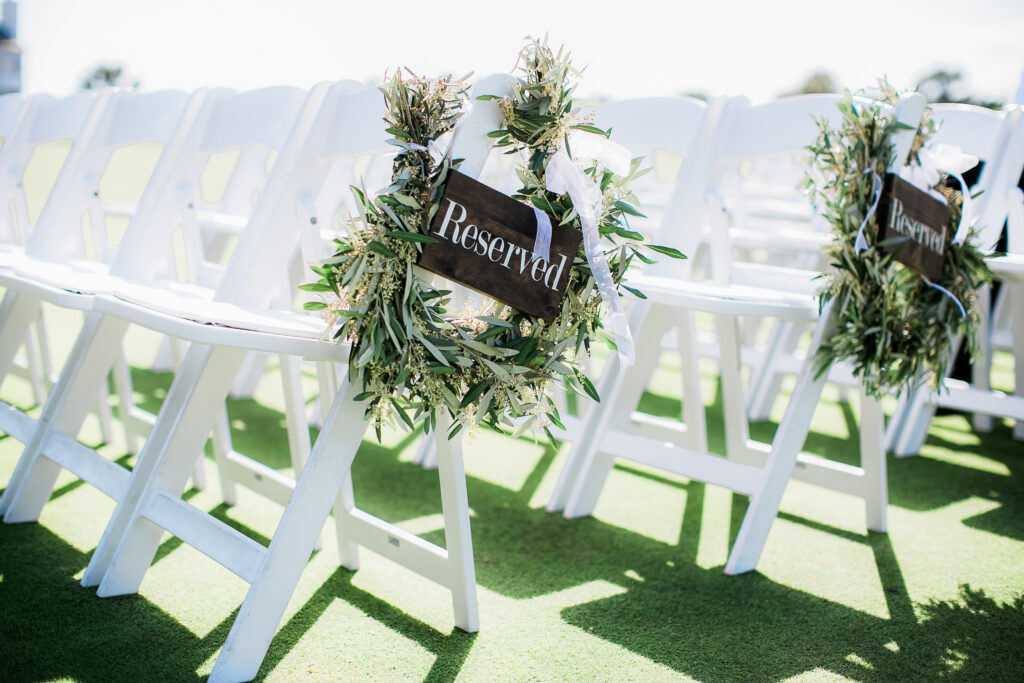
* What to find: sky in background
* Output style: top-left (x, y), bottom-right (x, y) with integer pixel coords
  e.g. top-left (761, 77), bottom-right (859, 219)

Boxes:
top-left (18, 0), bottom-right (1024, 104)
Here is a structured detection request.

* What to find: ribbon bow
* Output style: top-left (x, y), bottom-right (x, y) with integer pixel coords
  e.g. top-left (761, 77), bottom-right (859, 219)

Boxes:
top-left (899, 142), bottom-right (978, 245)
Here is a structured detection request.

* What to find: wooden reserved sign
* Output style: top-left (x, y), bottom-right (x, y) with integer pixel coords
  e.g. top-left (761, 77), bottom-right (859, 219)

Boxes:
top-left (418, 171), bottom-right (583, 321)
top-left (876, 173), bottom-right (950, 281)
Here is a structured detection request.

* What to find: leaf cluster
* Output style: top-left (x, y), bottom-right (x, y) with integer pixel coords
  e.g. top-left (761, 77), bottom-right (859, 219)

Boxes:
top-left (807, 88), bottom-right (992, 397)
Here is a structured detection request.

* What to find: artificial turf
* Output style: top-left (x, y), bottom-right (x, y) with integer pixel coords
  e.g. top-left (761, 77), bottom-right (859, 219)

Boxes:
top-left (1, 322), bottom-right (1022, 682)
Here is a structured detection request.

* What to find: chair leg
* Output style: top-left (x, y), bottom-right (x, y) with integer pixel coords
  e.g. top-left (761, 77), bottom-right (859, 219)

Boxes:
top-left (746, 320), bottom-right (792, 421)
top-left (548, 350), bottom-right (628, 514)
top-left (0, 291), bottom-right (42, 389)
top-left (111, 350), bottom-right (143, 456)
top-left (434, 413), bottom-right (479, 633)
top-left (561, 357), bottom-right (630, 519)
top-left (1, 314), bottom-right (130, 520)
top-left (677, 310), bottom-right (708, 454)
top-left (208, 382), bottom-right (367, 683)
top-left (210, 405), bottom-right (239, 506)
top-left (1013, 282), bottom-right (1024, 440)
top-left (87, 345), bottom-right (246, 590)
top-left (279, 353), bottom-right (322, 550)
top-left (859, 388), bottom-right (887, 532)
top-left (715, 314), bottom-right (751, 460)
top-left (725, 308), bottom-right (836, 575)
top-left (892, 388), bottom-right (935, 457)
top-left (24, 318), bottom-right (48, 406)
top-left (972, 287), bottom-right (993, 433)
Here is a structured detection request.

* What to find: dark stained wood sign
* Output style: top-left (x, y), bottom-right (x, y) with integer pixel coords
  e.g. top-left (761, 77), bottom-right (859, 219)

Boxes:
top-left (418, 171), bottom-right (583, 321)
top-left (876, 173), bottom-right (950, 281)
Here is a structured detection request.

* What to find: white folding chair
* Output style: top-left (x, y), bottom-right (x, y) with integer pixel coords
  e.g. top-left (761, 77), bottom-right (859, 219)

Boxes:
top-left (409, 94), bottom-right (724, 473)
top-left (0, 92), bottom-right (58, 407)
top-left (535, 95), bottom-right (724, 495)
top-left (553, 92), bottom-right (925, 575)
top-left (1, 75), bottom-right (515, 681)
top-left (0, 92), bottom-right (35, 255)
top-left (891, 104), bottom-right (1024, 453)
top-left (0, 84), bottom-right (313, 521)
top-left (0, 89), bottom-right (122, 447)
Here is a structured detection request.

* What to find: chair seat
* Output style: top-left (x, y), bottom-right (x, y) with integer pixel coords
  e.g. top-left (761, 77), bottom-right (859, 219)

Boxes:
top-left (0, 256), bottom-right (108, 309)
top-left (93, 282), bottom-right (346, 360)
top-left (628, 273), bottom-right (820, 320)
top-left (988, 254), bottom-right (1024, 284)
top-left (11, 256), bottom-right (114, 294)
top-left (0, 244), bottom-right (25, 269)
top-left (729, 223), bottom-right (828, 253)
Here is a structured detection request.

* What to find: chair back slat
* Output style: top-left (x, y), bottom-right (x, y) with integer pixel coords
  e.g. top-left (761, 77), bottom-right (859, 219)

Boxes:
top-left (199, 85), bottom-right (308, 152)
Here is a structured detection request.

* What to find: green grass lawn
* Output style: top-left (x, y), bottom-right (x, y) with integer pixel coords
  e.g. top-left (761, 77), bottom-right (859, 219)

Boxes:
top-left (0, 309), bottom-right (1022, 682)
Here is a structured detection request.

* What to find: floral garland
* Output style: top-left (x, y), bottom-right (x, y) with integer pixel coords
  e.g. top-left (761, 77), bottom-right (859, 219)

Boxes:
top-left (303, 39), bottom-right (683, 440)
top-left (807, 86), bottom-right (992, 397)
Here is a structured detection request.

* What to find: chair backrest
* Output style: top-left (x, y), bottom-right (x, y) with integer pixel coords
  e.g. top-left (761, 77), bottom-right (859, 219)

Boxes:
top-left (213, 80), bottom-right (380, 308)
top-left (931, 103), bottom-right (1024, 251)
top-left (217, 74), bottom-right (518, 313)
top-left (704, 92), bottom-right (926, 286)
top-left (590, 95), bottom-right (723, 277)
top-left (26, 89), bottom-right (200, 263)
top-left (0, 90), bottom-right (108, 246)
top-left (110, 85), bottom-right (311, 286)
top-left (0, 92), bottom-right (31, 247)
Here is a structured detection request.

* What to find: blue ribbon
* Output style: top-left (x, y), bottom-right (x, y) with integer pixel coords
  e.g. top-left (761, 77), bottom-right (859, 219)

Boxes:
top-left (854, 168), bottom-right (883, 254)
top-left (921, 275), bottom-right (966, 318)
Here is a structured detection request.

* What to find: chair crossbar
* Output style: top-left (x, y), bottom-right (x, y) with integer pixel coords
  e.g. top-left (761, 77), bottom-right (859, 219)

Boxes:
top-left (737, 440), bottom-right (875, 499)
top-left (0, 401), bottom-right (36, 444)
top-left (338, 507), bottom-right (454, 589)
top-left (627, 412), bottom-right (697, 443)
top-left (934, 381), bottom-right (1024, 420)
top-left (221, 449), bottom-right (296, 507)
top-left (43, 430), bottom-right (130, 501)
top-left (142, 489), bottom-right (267, 583)
top-left (601, 430), bottom-right (765, 496)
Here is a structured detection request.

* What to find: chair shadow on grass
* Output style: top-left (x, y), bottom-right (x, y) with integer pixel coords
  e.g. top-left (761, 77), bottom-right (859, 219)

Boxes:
top-left (3, 366), bottom-right (1018, 681)
top-left (256, 569), bottom-right (477, 683)
top-left (650, 377), bottom-right (1024, 541)
top-left (0, 521), bottom-right (236, 682)
top-left (225, 374), bottom-right (1024, 679)
top-left (559, 518), bottom-right (1024, 681)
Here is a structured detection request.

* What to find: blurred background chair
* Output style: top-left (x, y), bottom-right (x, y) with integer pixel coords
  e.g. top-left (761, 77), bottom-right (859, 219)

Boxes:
top-left (890, 103), bottom-right (1024, 454)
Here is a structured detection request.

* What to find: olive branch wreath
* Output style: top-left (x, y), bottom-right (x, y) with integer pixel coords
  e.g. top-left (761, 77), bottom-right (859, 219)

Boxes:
top-left (303, 38), bottom-right (684, 441)
top-left (807, 87), bottom-right (992, 397)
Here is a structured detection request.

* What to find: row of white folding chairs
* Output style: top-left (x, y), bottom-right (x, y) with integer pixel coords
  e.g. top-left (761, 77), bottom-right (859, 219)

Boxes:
top-left (0, 85), bottom-right (349, 512)
top-left (0, 80), bottom-right (1016, 680)
top-left (0, 77), bottom-right (524, 681)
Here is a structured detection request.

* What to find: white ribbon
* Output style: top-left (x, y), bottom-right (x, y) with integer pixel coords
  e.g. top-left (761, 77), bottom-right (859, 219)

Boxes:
top-left (855, 168), bottom-right (883, 254)
top-left (899, 142), bottom-right (978, 245)
top-left (565, 130), bottom-right (632, 176)
top-left (546, 146), bottom-right (634, 366)
top-left (529, 130), bottom-right (629, 266)
top-left (408, 100), bottom-right (474, 165)
top-left (531, 206), bottom-right (552, 262)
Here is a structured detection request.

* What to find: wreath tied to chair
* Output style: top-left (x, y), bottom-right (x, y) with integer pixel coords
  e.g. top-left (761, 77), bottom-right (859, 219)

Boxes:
top-left (807, 85), bottom-right (992, 397)
top-left (302, 38), bottom-right (684, 440)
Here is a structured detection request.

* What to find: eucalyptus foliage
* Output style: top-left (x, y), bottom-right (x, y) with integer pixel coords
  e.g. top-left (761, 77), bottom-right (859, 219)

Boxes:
top-left (304, 39), bottom-right (683, 441)
top-left (807, 88), bottom-right (992, 397)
